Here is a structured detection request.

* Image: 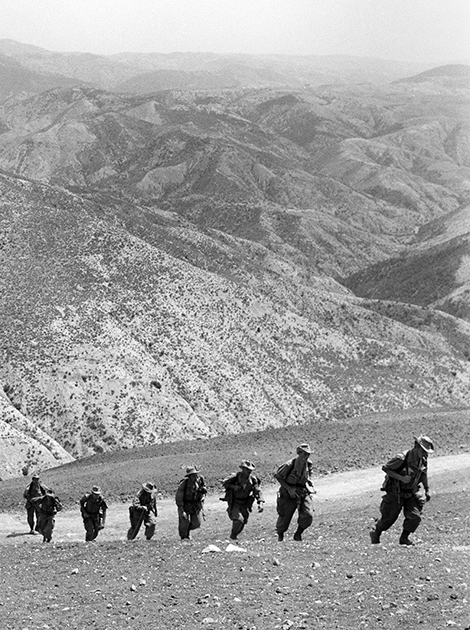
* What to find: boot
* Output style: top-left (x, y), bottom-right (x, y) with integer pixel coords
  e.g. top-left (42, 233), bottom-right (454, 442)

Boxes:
top-left (277, 531), bottom-right (284, 542)
top-left (399, 531), bottom-right (413, 546)
top-left (370, 528), bottom-right (381, 544)
top-left (293, 528), bottom-right (303, 541)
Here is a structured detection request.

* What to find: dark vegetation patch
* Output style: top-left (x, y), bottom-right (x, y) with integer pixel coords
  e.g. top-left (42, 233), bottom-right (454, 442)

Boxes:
top-left (342, 235), bottom-right (469, 306)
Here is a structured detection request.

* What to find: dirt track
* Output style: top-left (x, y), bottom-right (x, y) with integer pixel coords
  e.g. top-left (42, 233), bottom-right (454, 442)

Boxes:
top-left (2, 453), bottom-right (469, 545)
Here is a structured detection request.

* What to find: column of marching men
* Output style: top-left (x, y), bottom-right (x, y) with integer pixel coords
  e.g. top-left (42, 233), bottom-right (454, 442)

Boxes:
top-left (22, 435), bottom-right (434, 547)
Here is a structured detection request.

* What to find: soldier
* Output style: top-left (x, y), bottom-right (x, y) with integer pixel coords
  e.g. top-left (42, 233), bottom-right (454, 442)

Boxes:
top-left (31, 488), bottom-right (63, 543)
top-left (127, 482), bottom-right (158, 541)
top-left (274, 443), bottom-right (316, 541)
top-left (222, 460), bottom-right (264, 541)
top-left (370, 434), bottom-right (434, 546)
top-left (23, 473), bottom-right (48, 534)
top-left (80, 485), bottom-right (108, 542)
top-left (176, 466), bottom-right (207, 540)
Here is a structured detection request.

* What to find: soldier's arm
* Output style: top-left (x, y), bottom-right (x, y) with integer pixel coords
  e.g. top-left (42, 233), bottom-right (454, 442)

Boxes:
top-left (274, 463), bottom-right (297, 497)
top-left (421, 471), bottom-right (431, 500)
top-left (175, 481), bottom-right (185, 507)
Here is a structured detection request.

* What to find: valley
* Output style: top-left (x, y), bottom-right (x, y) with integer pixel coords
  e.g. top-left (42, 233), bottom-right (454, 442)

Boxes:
top-left (0, 41), bottom-right (469, 479)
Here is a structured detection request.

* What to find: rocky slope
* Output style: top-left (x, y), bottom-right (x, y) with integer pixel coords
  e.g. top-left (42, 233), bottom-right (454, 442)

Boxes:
top-left (1, 62), bottom-right (470, 479)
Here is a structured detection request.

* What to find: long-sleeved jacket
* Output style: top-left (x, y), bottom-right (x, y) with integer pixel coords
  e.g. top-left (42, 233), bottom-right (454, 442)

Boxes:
top-left (132, 489), bottom-right (157, 516)
top-left (222, 471), bottom-right (264, 507)
top-left (382, 449), bottom-right (429, 497)
top-left (32, 494), bottom-right (63, 516)
top-left (274, 457), bottom-right (315, 494)
top-left (23, 482), bottom-right (48, 505)
top-left (80, 493), bottom-right (108, 518)
top-left (175, 475), bottom-right (207, 508)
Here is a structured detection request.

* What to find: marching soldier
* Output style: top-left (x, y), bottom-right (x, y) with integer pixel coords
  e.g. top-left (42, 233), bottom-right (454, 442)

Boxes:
top-left (127, 482), bottom-right (158, 540)
top-left (222, 460), bottom-right (264, 541)
top-left (370, 434), bottom-right (434, 546)
top-left (80, 485), bottom-right (108, 542)
top-left (274, 443), bottom-right (316, 541)
top-left (31, 488), bottom-right (63, 543)
top-left (176, 466), bottom-right (207, 540)
top-left (23, 473), bottom-right (48, 534)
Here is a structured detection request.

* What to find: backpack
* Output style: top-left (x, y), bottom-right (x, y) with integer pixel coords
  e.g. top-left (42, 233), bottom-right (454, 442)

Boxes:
top-left (380, 451), bottom-right (408, 493)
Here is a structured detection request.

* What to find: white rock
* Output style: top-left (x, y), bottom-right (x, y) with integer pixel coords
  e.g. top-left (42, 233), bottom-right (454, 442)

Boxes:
top-left (225, 543), bottom-right (247, 553)
top-left (202, 545), bottom-right (222, 553)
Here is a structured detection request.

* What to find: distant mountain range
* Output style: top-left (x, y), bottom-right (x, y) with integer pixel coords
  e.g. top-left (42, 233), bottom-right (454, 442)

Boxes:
top-left (0, 40), bottom-right (469, 479)
top-left (0, 38), bottom-right (450, 96)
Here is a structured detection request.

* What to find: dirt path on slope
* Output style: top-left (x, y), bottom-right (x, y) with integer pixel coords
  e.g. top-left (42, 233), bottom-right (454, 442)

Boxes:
top-left (1, 453), bottom-right (468, 545)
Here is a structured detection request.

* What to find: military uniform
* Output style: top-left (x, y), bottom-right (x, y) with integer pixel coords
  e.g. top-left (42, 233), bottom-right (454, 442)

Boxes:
top-left (274, 443), bottom-right (316, 541)
top-left (370, 435), bottom-right (433, 545)
top-left (127, 482), bottom-right (158, 540)
top-left (80, 486), bottom-right (108, 542)
top-left (175, 466), bottom-right (207, 540)
top-left (31, 490), bottom-right (63, 542)
top-left (23, 475), bottom-right (48, 534)
top-left (222, 460), bottom-right (264, 541)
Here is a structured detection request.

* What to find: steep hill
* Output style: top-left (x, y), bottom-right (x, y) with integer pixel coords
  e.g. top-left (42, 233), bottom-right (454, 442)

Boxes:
top-left (1, 69), bottom-right (470, 479)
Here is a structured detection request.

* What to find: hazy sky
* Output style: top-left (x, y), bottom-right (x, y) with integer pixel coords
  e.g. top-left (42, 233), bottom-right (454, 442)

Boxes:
top-left (1, 0), bottom-right (469, 62)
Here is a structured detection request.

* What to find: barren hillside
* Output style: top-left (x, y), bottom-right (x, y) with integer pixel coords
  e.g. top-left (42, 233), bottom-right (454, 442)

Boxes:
top-left (1, 60), bottom-right (470, 479)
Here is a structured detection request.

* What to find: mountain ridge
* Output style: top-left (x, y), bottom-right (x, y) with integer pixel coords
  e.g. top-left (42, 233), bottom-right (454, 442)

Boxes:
top-left (1, 46), bottom-right (470, 479)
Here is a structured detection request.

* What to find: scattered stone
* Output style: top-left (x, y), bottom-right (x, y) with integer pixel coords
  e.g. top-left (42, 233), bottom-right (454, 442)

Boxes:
top-left (225, 543), bottom-right (246, 553)
top-left (202, 545), bottom-right (222, 554)
top-left (70, 569), bottom-right (78, 575)
top-left (272, 558), bottom-right (281, 566)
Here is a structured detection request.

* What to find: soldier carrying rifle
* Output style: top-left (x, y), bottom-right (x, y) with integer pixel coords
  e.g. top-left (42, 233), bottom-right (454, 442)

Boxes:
top-left (221, 460), bottom-right (264, 541)
top-left (175, 466), bottom-right (207, 541)
top-left (80, 485), bottom-right (108, 542)
top-left (274, 443), bottom-right (316, 541)
top-left (127, 482), bottom-right (158, 541)
top-left (370, 434), bottom-right (434, 546)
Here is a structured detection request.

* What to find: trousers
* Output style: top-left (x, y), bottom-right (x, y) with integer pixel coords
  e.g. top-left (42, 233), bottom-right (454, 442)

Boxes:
top-left (227, 501), bottom-right (251, 539)
top-left (276, 489), bottom-right (314, 535)
top-left (376, 492), bottom-right (424, 534)
top-left (127, 507), bottom-right (157, 540)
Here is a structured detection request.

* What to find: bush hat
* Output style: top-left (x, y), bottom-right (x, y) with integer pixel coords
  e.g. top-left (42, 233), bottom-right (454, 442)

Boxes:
top-left (415, 435), bottom-right (434, 454)
top-left (32, 474), bottom-right (40, 480)
top-left (185, 466), bottom-right (200, 476)
top-left (296, 443), bottom-right (312, 454)
top-left (91, 485), bottom-right (102, 495)
top-left (239, 460), bottom-right (256, 471)
top-left (142, 482), bottom-right (155, 493)
top-left (45, 489), bottom-right (55, 496)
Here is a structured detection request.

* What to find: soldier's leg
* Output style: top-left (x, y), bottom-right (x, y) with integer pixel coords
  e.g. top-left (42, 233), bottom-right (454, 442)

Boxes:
top-left (228, 504), bottom-right (245, 540)
top-left (276, 492), bottom-right (298, 540)
top-left (26, 505), bottom-right (38, 533)
top-left (42, 517), bottom-right (54, 542)
top-left (370, 493), bottom-right (402, 543)
top-left (178, 512), bottom-right (190, 539)
top-left (36, 515), bottom-right (45, 536)
top-left (294, 494), bottom-right (314, 540)
top-left (144, 513), bottom-right (157, 540)
top-left (83, 517), bottom-right (95, 542)
top-left (127, 507), bottom-right (143, 540)
top-left (399, 495), bottom-right (424, 544)
top-left (189, 510), bottom-right (202, 533)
